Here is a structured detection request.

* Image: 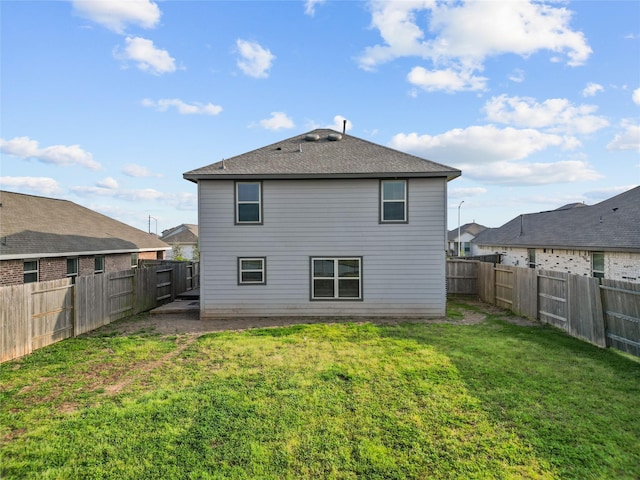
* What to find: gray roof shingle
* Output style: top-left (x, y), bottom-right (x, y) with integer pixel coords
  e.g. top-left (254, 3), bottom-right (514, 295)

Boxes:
top-left (160, 224), bottom-right (198, 244)
top-left (0, 191), bottom-right (170, 259)
top-left (184, 129), bottom-right (461, 181)
top-left (473, 186), bottom-right (640, 252)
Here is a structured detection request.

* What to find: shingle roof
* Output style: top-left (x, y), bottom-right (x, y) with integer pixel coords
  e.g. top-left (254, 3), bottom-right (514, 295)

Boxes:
top-left (184, 129), bottom-right (461, 181)
top-left (447, 222), bottom-right (488, 241)
top-left (0, 191), bottom-right (170, 260)
top-left (473, 186), bottom-right (640, 252)
top-left (160, 224), bottom-right (198, 244)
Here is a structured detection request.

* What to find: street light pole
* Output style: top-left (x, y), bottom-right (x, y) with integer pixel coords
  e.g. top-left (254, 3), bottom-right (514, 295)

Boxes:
top-left (457, 200), bottom-right (464, 257)
top-left (148, 215), bottom-right (158, 235)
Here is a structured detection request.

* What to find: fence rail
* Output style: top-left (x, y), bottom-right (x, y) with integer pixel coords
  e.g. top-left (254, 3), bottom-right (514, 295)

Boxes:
top-left (1, 262), bottom-right (199, 363)
top-left (446, 260), bottom-right (639, 356)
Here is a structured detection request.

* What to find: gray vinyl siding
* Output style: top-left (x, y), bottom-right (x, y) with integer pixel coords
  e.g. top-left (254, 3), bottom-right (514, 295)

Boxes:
top-left (198, 178), bottom-right (447, 318)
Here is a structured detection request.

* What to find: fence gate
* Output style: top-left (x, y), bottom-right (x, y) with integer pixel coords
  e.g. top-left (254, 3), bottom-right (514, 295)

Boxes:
top-left (108, 272), bottom-right (135, 321)
top-left (156, 268), bottom-right (173, 303)
top-left (31, 280), bottom-right (74, 350)
top-left (538, 271), bottom-right (568, 330)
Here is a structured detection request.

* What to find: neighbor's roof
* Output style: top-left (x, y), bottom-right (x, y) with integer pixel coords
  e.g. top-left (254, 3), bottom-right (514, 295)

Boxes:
top-left (0, 191), bottom-right (170, 260)
top-left (160, 224), bottom-right (198, 244)
top-left (472, 186), bottom-right (640, 252)
top-left (184, 129), bottom-right (461, 181)
top-left (447, 222), bottom-right (488, 241)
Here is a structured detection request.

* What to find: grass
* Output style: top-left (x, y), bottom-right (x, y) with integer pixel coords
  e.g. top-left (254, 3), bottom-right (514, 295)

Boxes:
top-left (1, 301), bottom-right (639, 479)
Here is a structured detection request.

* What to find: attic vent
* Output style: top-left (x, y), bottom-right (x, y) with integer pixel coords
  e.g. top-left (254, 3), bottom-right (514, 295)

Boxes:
top-left (327, 133), bottom-right (342, 141)
top-left (305, 133), bottom-right (320, 141)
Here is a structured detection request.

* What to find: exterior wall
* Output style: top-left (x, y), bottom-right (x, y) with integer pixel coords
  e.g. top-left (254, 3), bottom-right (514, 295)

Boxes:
top-left (0, 259), bottom-right (23, 286)
top-left (474, 245), bottom-right (640, 282)
top-left (198, 177), bottom-right (448, 318)
top-left (0, 250), bottom-right (166, 286)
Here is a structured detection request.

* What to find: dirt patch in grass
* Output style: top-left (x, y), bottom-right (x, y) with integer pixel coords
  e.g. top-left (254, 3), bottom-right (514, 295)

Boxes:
top-left (89, 298), bottom-right (539, 339)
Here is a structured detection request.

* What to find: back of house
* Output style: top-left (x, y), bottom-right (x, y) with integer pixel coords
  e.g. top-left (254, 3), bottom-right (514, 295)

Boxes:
top-left (184, 129), bottom-right (460, 319)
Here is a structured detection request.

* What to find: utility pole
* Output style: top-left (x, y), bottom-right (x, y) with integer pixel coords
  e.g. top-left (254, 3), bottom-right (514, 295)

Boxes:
top-left (457, 201), bottom-right (464, 257)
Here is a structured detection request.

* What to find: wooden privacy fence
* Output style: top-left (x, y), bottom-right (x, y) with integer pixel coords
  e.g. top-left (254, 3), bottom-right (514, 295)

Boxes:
top-left (446, 260), bottom-right (640, 357)
top-left (1, 262), bottom-right (199, 363)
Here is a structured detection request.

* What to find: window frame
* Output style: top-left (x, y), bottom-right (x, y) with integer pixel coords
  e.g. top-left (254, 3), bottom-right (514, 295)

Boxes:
top-left (592, 251), bottom-right (605, 280)
top-left (23, 259), bottom-right (39, 283)
top-left (310, 257), bottom-right (363, 301)
top-left (131, 253), bottom-right (138, 269)
top-left (235, 181), bottom-right (263, 225)
top-left (238, 257), bottom-right (267, 285)
top-left (380, 179), bottom-right (408, 223)
top-left (66, 257), bottom-right (79, 279)
top-left (527, 248), bottom-right (536, 269)
top-left (94, 255), bottom-right (105, 274)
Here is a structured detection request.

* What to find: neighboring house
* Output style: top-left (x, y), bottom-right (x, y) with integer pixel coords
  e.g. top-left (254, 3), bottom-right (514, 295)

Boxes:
top-left (472, 186), bottom-right (640, 282)
top-left (447, 222), bottom-right (487, 256)
top-left (0, 191), bottom-right (171, 286)
top-left (160, 224), bottom-right (199, 260)
top-left (184, 128), bottom-right (461, 319)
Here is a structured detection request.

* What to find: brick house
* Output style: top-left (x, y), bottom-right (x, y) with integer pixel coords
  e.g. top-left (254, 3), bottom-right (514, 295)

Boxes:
top-left (472, 186), bottom-right (640, 283)
top-left (0, 191), bottom-right (171, 286)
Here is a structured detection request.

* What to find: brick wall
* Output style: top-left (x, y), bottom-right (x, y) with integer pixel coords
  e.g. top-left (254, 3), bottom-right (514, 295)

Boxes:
top-left (0, 259), bottom-right (23, 286)
top-left (0, 250), bottom-right (166, 286)
top-left (475, 245), bottom-right (640, 283)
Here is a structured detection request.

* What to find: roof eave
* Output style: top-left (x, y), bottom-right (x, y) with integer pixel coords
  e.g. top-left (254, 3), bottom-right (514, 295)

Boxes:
top-left (184, 170), bottom-right (461, 182)
top-left (1, 246), bottom-right (171, 261)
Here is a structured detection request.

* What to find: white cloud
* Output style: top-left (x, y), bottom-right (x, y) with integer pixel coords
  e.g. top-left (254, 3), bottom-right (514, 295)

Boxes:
top-left (508, 69), bottom-right (525, 83)
top-left (115, 36), bottom-right (176, 75)
top-left (390, 125), bottom-right (574, 165)
top-left (407, 66), bottom-right (487, 92)
top-left (449, 187), bottom-right (488, 198)
top-left (236, 39), bottom-right (275, 78)
top-left (259, 112), bottom-right (295, 130)
top-left (305, 0), bottom-right (326, 16)
top-left (389, 124), bottom-right (600, 185)
top-left (483, 95), bottom-right (609, 135)
top-left (326, 115), bottom-right (352, 133)
top-left (97, 177), bottom-right (118, 189)
top-left (359, 1), bottom-right (591, 92)
top-left (72, 0), bottom-right (161, 34)
top-left (141, 98), bottom-right (222, 115)
top-left (632, 87), bottom-right (640, 105)
top-left (606, 120), bottom-right (640, 152)
top-left (122, 163), bottom-right (161, 178)
top-left (459, 159), bottom-right (602, 185)
top-left (0, 176), bottom-right (63, 195)
top-left (582, 82), bottom-right (604, 97)
top-left (0, 136), bottom-right (101, 170)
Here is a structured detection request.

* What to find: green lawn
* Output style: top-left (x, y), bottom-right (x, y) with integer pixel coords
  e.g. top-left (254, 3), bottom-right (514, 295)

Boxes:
top-left (1, 300), bottom-right (639, 479)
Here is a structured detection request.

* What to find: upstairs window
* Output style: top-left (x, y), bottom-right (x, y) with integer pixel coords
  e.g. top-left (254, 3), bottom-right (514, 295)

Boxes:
top-left (311, 257), bottom-right (362, 300)
top-left (238, 257), bottom-right (266, 285)
top-left (236, 181), bottom-right (262, 224)
top-left (24, 260), bottom-right (38, 283)
top-left (592, 252), bottom-right (605, 280)
top-left (381, 180), bottom-right (407, 223)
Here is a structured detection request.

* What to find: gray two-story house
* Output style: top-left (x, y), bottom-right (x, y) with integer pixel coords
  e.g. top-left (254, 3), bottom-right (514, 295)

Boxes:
top-left (184, 129), bottom-right (460, 319)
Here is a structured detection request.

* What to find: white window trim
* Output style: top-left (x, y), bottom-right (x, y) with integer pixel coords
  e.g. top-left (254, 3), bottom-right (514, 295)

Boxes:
top-left (311, 257), bottom-right (362, 300)
top-left (238, 257), bottom-right (266, 285)
top-left (235, 181), bottom-right (262, 224)
top-left (24, 259), bottom-right (39, 283)
top-left (592, 251), bottom-right (605, 279)
top-left (380, 179), bottom-right (408, 223)
top-left (131, 253), bottom-right (138, 269)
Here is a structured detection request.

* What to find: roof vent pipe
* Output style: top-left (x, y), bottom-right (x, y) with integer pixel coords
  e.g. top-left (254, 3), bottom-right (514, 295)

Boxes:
top-left (343, 119), bottom-right (346, 135)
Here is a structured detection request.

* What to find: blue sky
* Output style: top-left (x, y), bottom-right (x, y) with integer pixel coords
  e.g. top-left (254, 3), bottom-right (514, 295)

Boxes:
top-left (1, 0), bottom-right (639, 234)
